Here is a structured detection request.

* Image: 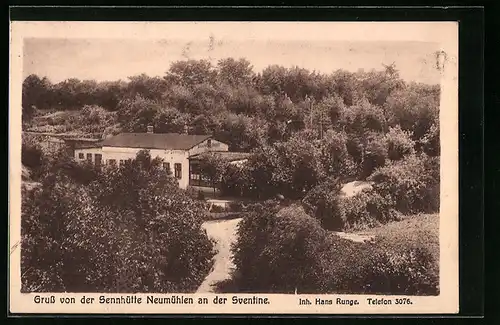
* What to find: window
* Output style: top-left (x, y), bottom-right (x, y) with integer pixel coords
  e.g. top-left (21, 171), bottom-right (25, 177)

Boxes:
top-left (174, 163), bottom-right (182, 179)
top-left (163, 162), bottom-right (171, 173)
top-left (78, 153), bottom-right (84, 159)
top-left (86, 153), bottom-right (92, 162)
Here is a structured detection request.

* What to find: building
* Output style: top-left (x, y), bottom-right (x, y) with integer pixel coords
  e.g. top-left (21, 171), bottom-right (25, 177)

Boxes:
top-left (73, 127), bottom-right (248, 190)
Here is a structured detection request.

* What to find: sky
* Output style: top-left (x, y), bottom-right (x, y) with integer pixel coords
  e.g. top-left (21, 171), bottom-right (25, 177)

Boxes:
top-left (22, 25), bottom-right (442, 85)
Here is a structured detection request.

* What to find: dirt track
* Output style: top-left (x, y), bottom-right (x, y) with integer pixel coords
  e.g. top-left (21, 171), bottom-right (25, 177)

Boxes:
top-left (196, 218), bottom-right (241, 293)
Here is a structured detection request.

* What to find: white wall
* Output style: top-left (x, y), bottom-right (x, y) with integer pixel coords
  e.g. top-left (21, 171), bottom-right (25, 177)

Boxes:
top-left (74, 138), bottom-right (230, 190)
top-left (74, 147), bottom-right (102, 162)
top-left (101, 146), bottom-right (190, 188)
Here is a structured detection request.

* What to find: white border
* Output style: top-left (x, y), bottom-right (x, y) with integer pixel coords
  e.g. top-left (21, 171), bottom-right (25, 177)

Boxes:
top-left (9, 21), bottom-right (459, 314)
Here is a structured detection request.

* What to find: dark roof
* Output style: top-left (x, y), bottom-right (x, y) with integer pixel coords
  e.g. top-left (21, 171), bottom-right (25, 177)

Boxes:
top-left (189, 151), bottom-right (252, 162)
top-left (74, 142), bottom-right (103, 149)
top-left (101, 133), bottom-right (212, 150)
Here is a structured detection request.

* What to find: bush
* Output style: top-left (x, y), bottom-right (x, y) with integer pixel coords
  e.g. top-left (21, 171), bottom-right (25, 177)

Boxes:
top-left (302, 177), bottom-right (345, 231)
top-left (320, 130), bottom-right (358, 179)
top-left (228, 201), bottom-right (244, 212)
top-left (21, 151), bottom-right (216, 293)
top-left (420, 122), bottom-right (439, 156)
top-left (322, 234), bottom-right (439, 295)
top-left (385, 125), bottom-right (416, 161)
top-left (226, 204), bottom-right (439, 295)
top-left (340, 190), bottom-right (399, 230)
top-left (230, 204), bottom-right (330, 293)
top-left (361, 133), bottom-right (388, 179)
top-left (368, 153), bottom-right (439, 214)
top-left (22, 144), bottom-right (45, 180)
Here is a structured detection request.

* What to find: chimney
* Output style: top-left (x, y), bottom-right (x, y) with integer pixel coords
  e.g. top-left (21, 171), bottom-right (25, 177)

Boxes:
top-left (147, 125), bottom-right (154, 134)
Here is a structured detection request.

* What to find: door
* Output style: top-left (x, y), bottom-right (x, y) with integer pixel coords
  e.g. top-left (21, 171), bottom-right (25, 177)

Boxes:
top-left (95, 154), bottom-right (102, 167)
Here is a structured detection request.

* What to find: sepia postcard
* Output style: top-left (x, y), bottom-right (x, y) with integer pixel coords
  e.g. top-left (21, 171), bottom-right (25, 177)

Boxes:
top-left (9, 21), bottom-right (459, 315)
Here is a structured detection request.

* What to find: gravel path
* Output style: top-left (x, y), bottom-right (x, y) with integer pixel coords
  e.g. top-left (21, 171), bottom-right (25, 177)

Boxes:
top-left (196, 218), bottom-right (242, 293)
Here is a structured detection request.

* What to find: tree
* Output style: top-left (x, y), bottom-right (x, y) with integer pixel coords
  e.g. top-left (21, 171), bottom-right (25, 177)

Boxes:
top-left (214, 114), bottom-right (267, 152)
top-left (320, 130), bottom-right (357, 179)
top-left (420, 122), bottom-right (440, 156)
top-left (197, 153), bottom-right (230, 194)
top-left (217, 58), bottom-right (255, 86)
top-left (230, 204), bottom-right (331, 293)
top-left (94, 80), bottom-right (128, 111)
top-left (165, 59), bottom-right (217, 87)
top-left (22, 74), bottom-right (53, 119)
top-left (126, 74), bottom-right (168, 101)
top-left (255, 65), bottom-right (288, 96)
top-left (271, 134), bottom-right (326, 199)
top-left (384, 83), bottom-right (439, 141)
top-left (116, 95), bottom-right (163, 132)
top-left (22, 150), bottom-right (216, 293)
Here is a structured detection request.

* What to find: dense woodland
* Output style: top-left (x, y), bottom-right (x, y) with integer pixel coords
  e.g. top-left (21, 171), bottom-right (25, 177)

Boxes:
top-left (21, 58), bottom-right (441, 295)
top-left (22, 58), bottom-right (439, 150)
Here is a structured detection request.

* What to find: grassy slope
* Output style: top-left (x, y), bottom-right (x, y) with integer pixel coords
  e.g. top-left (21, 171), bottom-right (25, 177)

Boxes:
top-left (356, 214), bottom-right (440, 263)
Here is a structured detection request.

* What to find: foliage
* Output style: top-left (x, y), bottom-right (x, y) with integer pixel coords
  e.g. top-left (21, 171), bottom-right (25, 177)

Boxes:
top-left (21, 151), bottom-right (216, 293)
top-left (368, 153), bottom-right (440, 214)
top-left (361, 133), bottom-right (389, 179)
top-left (339, 189), bottom-right (399, 231)
top-left (319, 130), bottom-right (357, 179)
top-left (420, 122), bottom-right (440, 156)
top-left (385, 125), bottom-right (416, 161)
top-left (301, 177), bottom-right (345, 231)
top-left (22, 75), bottom-right (53, 119)
top-left (197, 153), bottom-right (230, 192)
top-left (230, 204), bottom-right (329, 293)
top-left (384, 83), bottom-right (440, 141)
top-left (21, 138), bottom-right (45, 180)
top-left (226, 204), bottom-right (439, 295)
top-left (271, 134), bottom-right (326, 199)
top-left (321, 233), bottom-right (439, 295)
top-left (22, 59), bottom-right (440, 206)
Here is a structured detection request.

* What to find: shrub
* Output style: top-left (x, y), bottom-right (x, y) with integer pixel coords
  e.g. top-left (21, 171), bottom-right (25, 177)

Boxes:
top-left (228, 201), bottom-right (244, 212)
top-left (302, 177), bottom-right (345, 231)
top-left (368, 153), bottom-right (439, 214)
top-left (230, 204), bottom-right (330, 293)
top-left (340, 190), bottom-right (399, 230)
top-left (385, 125), bottom-right (416, 161)
top-left (22, 143), bottom-right (45, 180)
top-left (21, 151), bottom-right (216, 293)
top-left (341, 98), bottom-right (387, 134)
top-left (420, 122), bottom-right (440, 156)
top-left (320, 130), bottom-right (358, 179)
top-left (361, 133), bottom-right (388, 179)
top-left (322, 234), bottom-right (439, 295)
top-left (226, 203), bottom-right (439, 295)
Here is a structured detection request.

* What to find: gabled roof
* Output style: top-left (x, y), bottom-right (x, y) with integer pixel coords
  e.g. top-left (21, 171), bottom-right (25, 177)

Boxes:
top-left (100, 133), bottom-right (212, 150)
